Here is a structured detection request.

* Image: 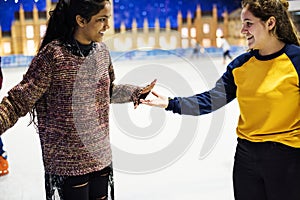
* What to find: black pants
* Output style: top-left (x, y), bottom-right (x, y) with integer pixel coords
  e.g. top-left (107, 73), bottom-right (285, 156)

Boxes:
top-left (233, 138), bottom-right (300, 200)
top-left (45, 166), bottom-right (114, 200)
top-left (223, 50), bottom-right (232, 60)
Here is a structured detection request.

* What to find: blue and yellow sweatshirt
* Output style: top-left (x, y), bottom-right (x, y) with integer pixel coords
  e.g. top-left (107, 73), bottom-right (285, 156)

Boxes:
top-left (166, 44), bottom-right (300, 148)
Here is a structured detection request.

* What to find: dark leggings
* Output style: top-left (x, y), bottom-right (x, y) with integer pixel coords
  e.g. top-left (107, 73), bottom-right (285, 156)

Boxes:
top-left (45, 166), bottom-right (113, 200)
top-left (233, 138), bottom-right (300, 200)
top-left (63, 167), bottom-right (110, 200)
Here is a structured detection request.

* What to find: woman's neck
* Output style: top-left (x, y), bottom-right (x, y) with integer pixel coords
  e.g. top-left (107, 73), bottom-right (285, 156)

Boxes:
top-left (258, 39), bottom-right (285, 56)
top-left (73, 31), bottom-right (92, 45)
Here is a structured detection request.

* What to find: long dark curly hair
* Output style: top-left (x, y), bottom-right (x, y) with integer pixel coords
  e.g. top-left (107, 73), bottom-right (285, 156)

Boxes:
top-left (39, 0), bottom-right (110, 51)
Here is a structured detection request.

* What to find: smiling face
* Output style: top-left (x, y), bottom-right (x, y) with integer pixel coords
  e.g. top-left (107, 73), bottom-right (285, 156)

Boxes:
top-left (240, 6), bottom-right (272, 50)
top-left (74, 1), bottom-right (111, 44)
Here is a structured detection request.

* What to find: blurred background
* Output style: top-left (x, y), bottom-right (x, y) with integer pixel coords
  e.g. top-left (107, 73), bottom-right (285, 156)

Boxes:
top-left (0, 0), bottom-right (299, 58)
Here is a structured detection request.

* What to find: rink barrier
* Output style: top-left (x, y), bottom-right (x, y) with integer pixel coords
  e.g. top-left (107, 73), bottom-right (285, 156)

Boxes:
top-left (1, 55), bottom-right (34, 68)
top-left (0, 46), bottom-right (246, 68)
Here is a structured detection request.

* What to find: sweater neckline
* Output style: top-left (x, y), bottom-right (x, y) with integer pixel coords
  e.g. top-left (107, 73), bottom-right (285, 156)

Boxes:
top-left (63, 38), bottom-right (96, 57)
top-left (252, 44), bottom-right (286, 61)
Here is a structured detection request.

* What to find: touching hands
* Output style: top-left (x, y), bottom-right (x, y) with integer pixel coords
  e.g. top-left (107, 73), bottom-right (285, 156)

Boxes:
top-left (134, 79), bottom-right (157, 109)
top-left (140, 91), bottom-right (169, 108)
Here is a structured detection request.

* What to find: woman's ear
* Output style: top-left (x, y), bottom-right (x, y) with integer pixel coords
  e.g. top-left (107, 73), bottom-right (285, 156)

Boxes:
top-left (76, 15), bottom-right (86, 27)
top-left (267, 16), bottom-right (276, 30)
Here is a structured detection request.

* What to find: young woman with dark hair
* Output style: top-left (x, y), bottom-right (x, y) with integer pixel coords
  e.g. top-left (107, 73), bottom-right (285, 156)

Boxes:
top-left (0, 0), bottom-right (155, 199)
top-left (142, 0), bottom-right (300, 199)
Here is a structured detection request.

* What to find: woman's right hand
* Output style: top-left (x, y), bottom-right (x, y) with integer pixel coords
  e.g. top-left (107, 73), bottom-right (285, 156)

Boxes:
top-left (140, 91), bottom-right (169, 108)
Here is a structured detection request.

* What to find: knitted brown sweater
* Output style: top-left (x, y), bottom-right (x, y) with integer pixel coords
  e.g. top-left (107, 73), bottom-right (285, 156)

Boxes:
top-left (0, 40), bottom-right (141, 176)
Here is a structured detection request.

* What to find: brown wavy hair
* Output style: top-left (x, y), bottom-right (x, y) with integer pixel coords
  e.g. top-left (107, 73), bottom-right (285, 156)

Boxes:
top-left (241, 0), bottom-right (300, 46)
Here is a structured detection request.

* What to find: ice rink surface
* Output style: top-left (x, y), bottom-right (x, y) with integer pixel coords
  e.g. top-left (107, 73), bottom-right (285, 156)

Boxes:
top-left (0, 54), bottom-right (240, 200)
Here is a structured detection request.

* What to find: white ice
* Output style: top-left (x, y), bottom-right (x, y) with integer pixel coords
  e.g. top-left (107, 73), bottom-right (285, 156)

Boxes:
top-left (0, 55), bottom-right (239, 200)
